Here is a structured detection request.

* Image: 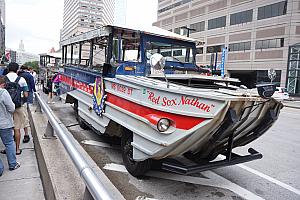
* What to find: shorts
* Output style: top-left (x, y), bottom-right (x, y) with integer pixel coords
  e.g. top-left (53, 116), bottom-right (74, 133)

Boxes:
top-left (13, 106), bottom-right (30, 129)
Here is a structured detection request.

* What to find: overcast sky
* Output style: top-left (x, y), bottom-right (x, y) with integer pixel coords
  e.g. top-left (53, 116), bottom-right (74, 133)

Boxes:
top-left (5, 0), bottom-right (158, 55)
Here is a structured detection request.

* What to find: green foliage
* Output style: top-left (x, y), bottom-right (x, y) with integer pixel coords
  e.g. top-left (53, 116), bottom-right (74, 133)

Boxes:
top-left (24, 61), bottom-right (39, 73)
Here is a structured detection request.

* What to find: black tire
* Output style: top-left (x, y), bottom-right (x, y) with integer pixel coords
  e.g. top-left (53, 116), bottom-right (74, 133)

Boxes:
top-left (74, 101), bottom-right (89, 130)
top-left (183, 151), bottom-right (218, 163)
top-left (121, 130), bottom-right (152, 177)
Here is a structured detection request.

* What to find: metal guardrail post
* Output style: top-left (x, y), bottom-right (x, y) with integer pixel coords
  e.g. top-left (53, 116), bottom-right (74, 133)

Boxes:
top-left (83, 187), bottom-right (93, 200)
top-left (34, 92), bottom-right (114, 200)
top-left (34, 94), bottom-right (42, 113)
top-left (43, 121), bottom-right (57, 139)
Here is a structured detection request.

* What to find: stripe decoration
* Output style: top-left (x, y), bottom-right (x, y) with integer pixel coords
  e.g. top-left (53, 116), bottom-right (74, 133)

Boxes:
top-left (106, 93), bottom-right (206, 130)
top-left (93, 77), bottom-right (106, 116)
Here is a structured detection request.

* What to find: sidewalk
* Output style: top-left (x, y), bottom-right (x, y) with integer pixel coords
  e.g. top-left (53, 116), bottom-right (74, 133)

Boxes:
top-left (0, 122), bottom-right (45, 199)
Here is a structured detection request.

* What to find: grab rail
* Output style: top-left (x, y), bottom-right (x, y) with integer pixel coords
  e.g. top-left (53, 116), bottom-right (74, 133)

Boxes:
top-left (34, 92), bottom-right (115, 200)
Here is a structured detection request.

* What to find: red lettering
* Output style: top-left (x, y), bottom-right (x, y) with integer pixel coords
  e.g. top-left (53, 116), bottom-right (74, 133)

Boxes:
top-left (148, 92), bottom-right (160, 104)
top-left (180, 96), bottom-right (211, 112)
top-left (162, 97), bottom-right (177, 107)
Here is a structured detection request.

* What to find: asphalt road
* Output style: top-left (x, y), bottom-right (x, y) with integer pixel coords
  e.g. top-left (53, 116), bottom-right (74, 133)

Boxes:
top-left (49, 100), bottom-right (300, 200)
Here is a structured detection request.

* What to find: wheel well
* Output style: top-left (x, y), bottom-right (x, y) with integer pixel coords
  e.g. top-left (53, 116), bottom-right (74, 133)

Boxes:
top-left (66, 94), bottom-right (77, 104)
top-left (104, 121), bottom-right (131, 137)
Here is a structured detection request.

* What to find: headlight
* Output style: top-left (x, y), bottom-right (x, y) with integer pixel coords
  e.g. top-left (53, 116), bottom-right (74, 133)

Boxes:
top-left (157, 118), bottom-right (170, 132)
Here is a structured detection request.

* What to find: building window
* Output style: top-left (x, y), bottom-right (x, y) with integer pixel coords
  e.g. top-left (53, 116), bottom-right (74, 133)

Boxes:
top-left (207, 44), bottom-right (225, 53)
top-left (208, 16), bottom-right (226, 30)
top-left (230, 10), bottom-right (253, 25)
top-left (196, 47), bottom-right (203, 54)
top-left (158, 0), bottom-right (192, 14)
top-left (174, 26), bottom-right (188, 35)
top-left (255, 38), bottom-right (284, 49)
top-left (257, 1), bottom-right (287, 20)
top-left (228, 41), bottom-right (251, 52)
top-left (190, 21), bottom-right (205, 33)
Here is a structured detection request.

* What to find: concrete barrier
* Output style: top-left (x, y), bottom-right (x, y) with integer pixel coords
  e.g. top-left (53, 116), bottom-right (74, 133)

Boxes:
top-left (28, 103), bottom-right (125, 200)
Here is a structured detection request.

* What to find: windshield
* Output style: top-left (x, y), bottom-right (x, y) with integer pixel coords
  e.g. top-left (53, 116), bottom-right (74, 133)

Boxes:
top-left (145, 41), bottom-right (193, 63)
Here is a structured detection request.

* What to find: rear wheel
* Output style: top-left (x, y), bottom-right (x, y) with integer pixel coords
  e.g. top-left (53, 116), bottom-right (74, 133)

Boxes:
top-left (121, 130), bottom-right (152, 177)
top-left (74, 101), bottom-right (89, 130)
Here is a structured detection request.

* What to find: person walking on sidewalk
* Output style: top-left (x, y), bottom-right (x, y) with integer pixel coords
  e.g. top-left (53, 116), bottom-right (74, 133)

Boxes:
top-left (18, 65), bottom-right (36, 143)
top-left (4, 63), bottom-right (29, 155)
top-left (0, 75), bottom-right (20, 176)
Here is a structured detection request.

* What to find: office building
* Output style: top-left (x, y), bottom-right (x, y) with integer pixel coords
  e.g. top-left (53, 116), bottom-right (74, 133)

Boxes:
top-left (0, 0), bottom-right (5, 25)
top-left (0, 16), bottom-right (4, 57)
top-left (0, 0), bottom-right (5, 58)
top-left (61, 0), bottom-right (115, 41)
top-left (61, 0), bottom-right (115, 64)
top-left (153, 0), bottom-right (300, 95)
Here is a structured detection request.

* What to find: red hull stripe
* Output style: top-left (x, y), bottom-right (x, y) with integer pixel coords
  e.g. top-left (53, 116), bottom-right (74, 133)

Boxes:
top-left (106, 93), bottom-right (206, 130)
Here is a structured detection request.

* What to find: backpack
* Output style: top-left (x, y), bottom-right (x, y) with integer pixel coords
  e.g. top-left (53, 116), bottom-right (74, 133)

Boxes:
top-left (5, 76), bottom-right (22, 108)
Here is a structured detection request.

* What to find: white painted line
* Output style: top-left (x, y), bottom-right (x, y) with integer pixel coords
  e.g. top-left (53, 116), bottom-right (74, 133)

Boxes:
top-left (237, 164), bottom-right (300, 196)
top-left (218, 155), bottom-right (300, 196)
top-left (135, 196), bottom-right (158, 200)
top-left (81, 140), bottom-right (120, 150)
top-left (104, 163), bottom-right (264, 200)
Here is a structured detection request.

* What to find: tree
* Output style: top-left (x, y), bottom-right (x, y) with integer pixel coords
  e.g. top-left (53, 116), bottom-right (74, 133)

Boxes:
top-left (24, 61), bottom-right (39, 73)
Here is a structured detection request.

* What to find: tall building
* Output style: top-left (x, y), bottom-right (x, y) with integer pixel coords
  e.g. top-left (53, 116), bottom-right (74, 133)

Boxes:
top-left (61, 0), bottom-right (115, 41)
top-left (0, 16), bottom-right (4, 56)
top-left (16, 40), bottom-right (39, 64)
top-left (0, 0), bottom-right (5, 57)
top-left (0, 0), bottom-right (5, 25)
top-left (154, 0), bottom-right (300, 95)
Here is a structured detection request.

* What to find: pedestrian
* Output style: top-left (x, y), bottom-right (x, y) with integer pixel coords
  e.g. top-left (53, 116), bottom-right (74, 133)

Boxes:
top-left (18, 65), bottom-right (36, 104)
top-left (47, 75), bottom-right (53, 104)
top-left (18, 65), bottom-right (36, 143)
top-left (3, 62), bottom-right (29, 155)
top-left (52, 73), bottom-right (61, 96)
top-left (29, 68), bottom-right (37, 84)
top-left (0, 75), bottom-right (20, 176)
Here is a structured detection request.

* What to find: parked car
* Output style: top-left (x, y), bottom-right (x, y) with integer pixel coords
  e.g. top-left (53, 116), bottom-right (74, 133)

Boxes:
top-left (273, 87), bottom-right (289, 100)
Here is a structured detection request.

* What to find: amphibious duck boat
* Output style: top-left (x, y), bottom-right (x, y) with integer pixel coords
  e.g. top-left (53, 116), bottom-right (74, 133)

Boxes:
top-left (59, 25), bottom-right (282, 176)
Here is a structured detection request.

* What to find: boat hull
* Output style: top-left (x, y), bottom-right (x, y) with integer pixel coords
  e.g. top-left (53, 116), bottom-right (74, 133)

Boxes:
top-left (63, 74), bottom-right (282, 161)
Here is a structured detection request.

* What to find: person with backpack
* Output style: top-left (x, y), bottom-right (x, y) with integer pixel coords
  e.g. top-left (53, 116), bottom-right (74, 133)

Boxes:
top-left (2, 62), bottom-right (29, 155)
top-left (0, 75), bottom-right (20, 175)
top-left (17, 65), bottom-right (36, 143)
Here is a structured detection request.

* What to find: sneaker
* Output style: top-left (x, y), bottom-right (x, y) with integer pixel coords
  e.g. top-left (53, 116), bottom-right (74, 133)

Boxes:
top-left (9, 162), bottom-right (20, 171)
top-left (23, 135), bottom-right (30, 143)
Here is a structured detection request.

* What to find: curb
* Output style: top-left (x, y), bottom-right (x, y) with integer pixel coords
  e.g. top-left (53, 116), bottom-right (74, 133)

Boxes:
top-left (28, 104), bottom-right (125, 200)
top-left (28, 106), bottom-right (59, 200)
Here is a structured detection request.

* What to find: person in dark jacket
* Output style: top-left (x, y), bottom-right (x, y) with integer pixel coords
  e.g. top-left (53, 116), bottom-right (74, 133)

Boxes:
top-left (17, 65), bottom-right (35, 143)
top-left (18, 65), bottom-right (36, 104)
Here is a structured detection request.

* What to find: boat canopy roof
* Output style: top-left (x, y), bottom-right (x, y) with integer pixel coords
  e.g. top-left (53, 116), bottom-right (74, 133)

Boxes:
top-left (60, 24), bottom-right (203, 46)
top-left (39, 52), bottom-right (79, 59)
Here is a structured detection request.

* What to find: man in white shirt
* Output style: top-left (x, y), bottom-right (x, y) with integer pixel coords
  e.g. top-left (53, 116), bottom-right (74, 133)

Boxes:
top-left (5, 63), bottom-right (29, 155)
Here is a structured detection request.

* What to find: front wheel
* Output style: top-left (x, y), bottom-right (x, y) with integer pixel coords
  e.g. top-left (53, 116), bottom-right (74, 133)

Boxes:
top-left (121, 131), bottom-right (152, 177)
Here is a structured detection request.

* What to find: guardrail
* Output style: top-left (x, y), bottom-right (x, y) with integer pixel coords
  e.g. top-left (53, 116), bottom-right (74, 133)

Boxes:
top-left (34, 92), bottom-right (114, 200)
